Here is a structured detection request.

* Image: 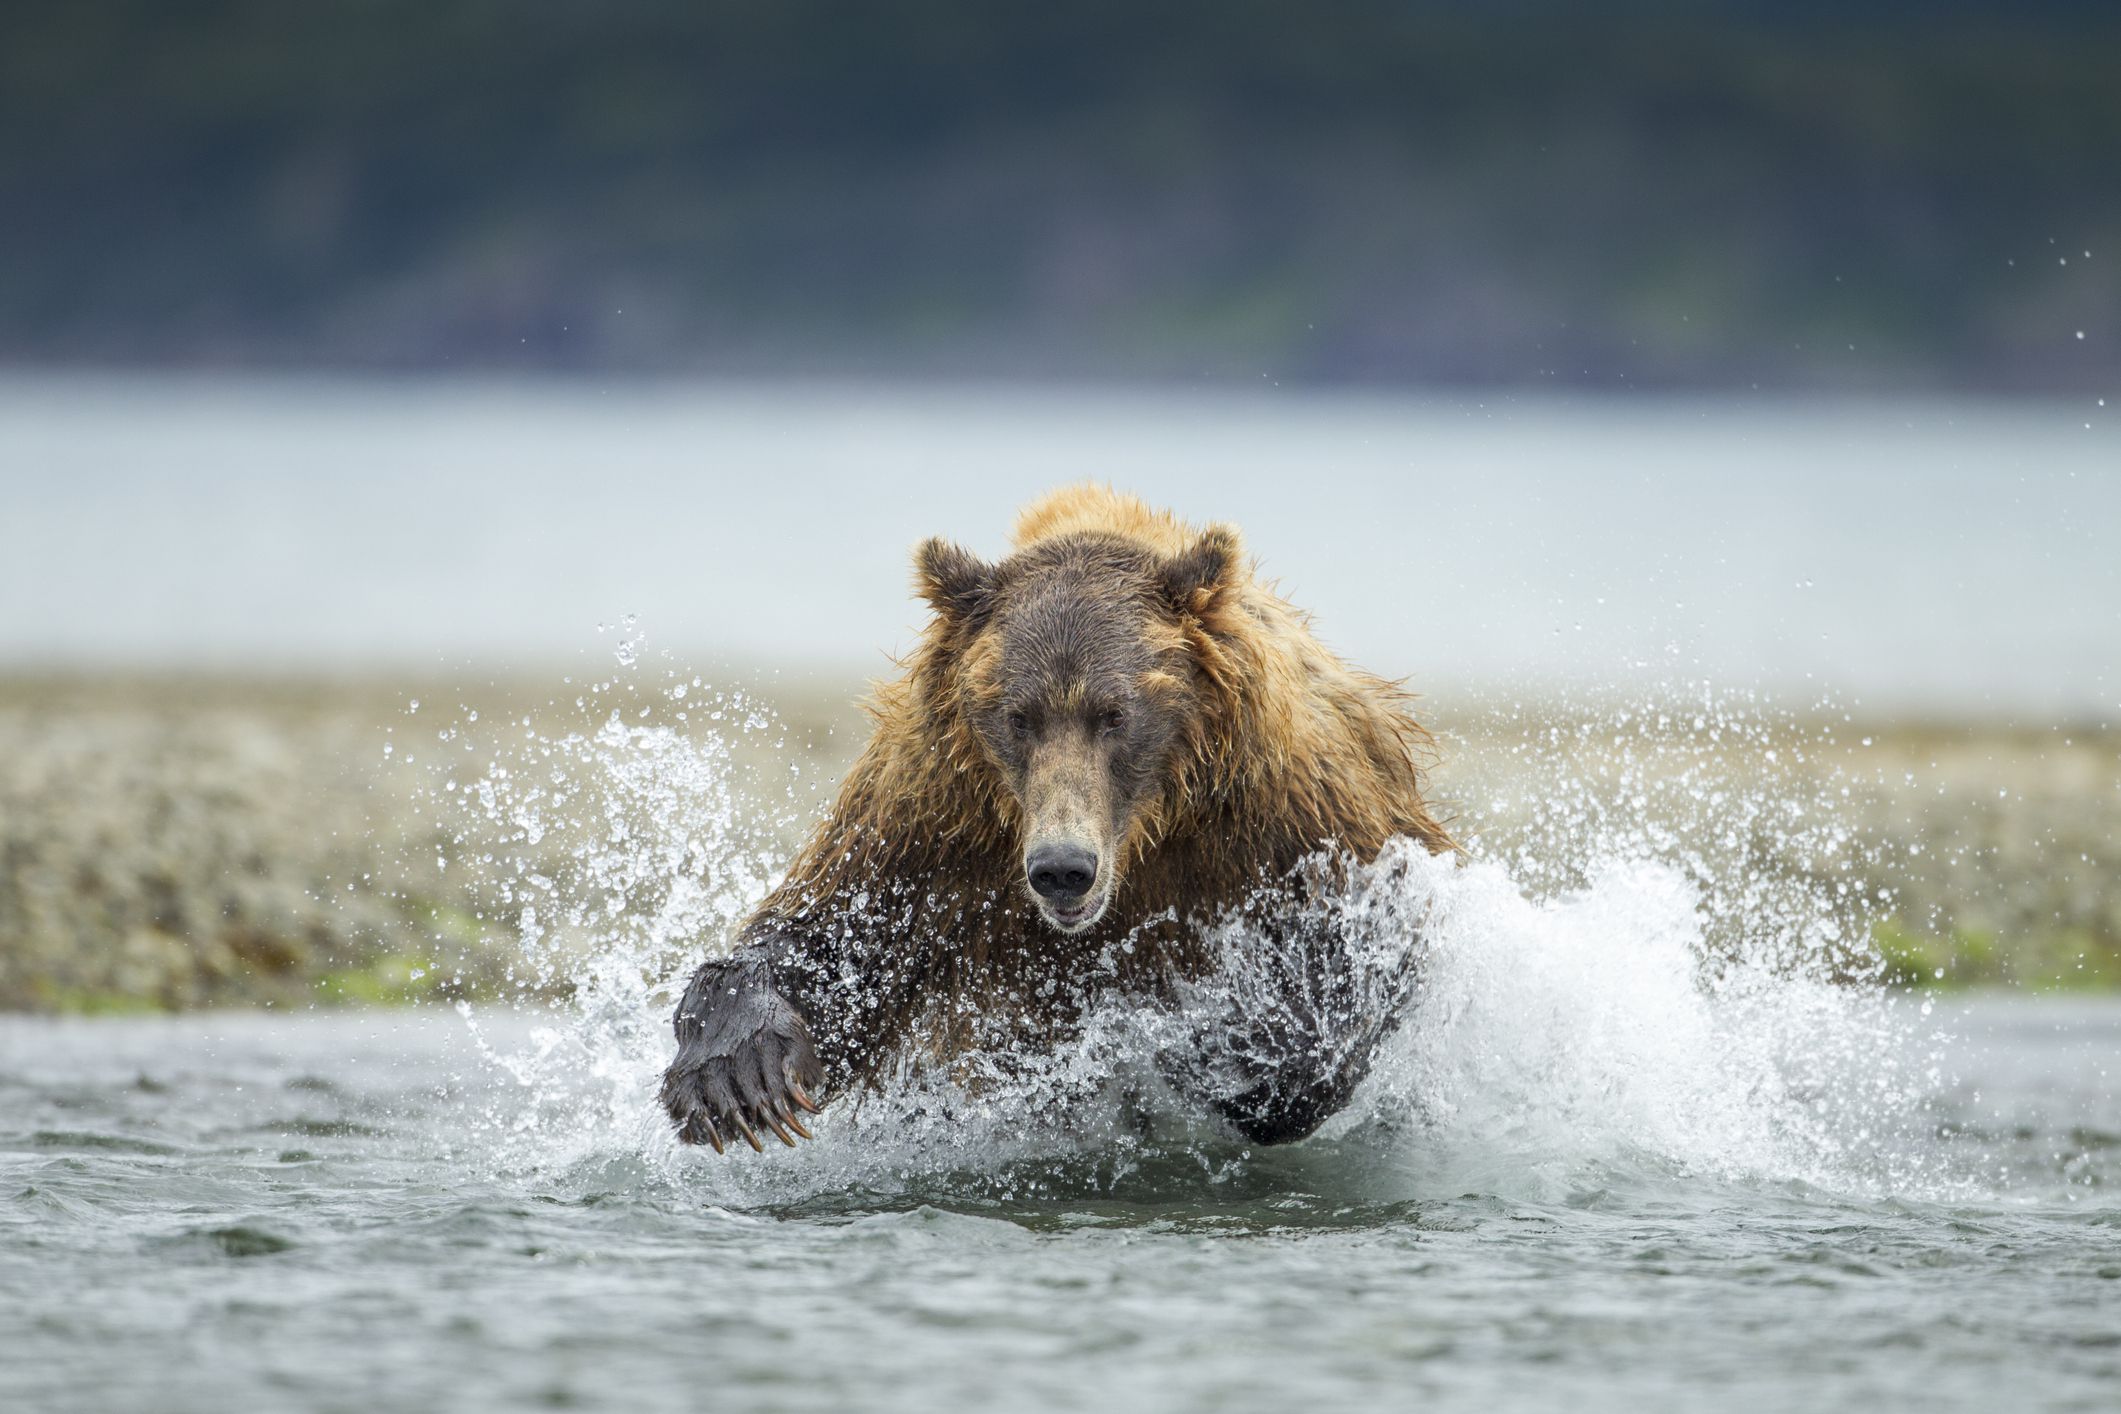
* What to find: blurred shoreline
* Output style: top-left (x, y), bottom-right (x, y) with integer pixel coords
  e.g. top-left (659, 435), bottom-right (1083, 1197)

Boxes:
top-left (4, 671), bottom-right (2113, 1014)
top-left (6, 3), bottom-right (2116, 392)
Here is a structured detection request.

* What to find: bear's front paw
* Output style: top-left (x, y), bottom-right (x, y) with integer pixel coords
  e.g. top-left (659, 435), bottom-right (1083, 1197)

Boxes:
top-left (660, 956), bottom-right (826, 1153)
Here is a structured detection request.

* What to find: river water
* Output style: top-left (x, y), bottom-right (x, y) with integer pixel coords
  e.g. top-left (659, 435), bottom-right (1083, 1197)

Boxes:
top-left (3, 375), bottom-right (2117, 716)
top-left (4, 984), bottom-right (2117, 1412)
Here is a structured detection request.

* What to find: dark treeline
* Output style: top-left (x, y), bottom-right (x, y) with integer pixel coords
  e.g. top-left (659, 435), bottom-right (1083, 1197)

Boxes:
top-left (2, 1), bottom-right (2115, 390)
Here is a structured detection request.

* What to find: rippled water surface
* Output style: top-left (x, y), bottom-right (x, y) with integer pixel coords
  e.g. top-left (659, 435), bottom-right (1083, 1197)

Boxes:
top-left (3, 996), bottom-right (2116, 1414)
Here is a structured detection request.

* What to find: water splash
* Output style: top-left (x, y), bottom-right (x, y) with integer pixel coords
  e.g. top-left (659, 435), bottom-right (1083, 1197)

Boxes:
top-left (417, 675), bottom-right (1983, 1206)
top-left (1362, 848), bottom-right (1958, 1199)
top-left (413, 667), bottom-right (804, 1177)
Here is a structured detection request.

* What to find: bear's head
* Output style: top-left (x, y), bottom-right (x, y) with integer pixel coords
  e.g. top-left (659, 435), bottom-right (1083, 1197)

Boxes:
top-left (914, 524), bottom-right (1243, 934)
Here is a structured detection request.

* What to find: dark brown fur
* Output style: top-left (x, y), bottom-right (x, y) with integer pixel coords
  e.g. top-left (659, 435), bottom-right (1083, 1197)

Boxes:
top-left (660, 486), bottom-right (1452, 1152)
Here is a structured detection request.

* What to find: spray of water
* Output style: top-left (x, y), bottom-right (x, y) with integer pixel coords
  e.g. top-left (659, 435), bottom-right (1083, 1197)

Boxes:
top-left (410, 654), bottom-right (1979, 1206)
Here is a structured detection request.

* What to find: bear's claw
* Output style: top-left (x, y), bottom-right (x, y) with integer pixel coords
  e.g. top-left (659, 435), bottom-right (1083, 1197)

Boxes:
top-left (664, 1044), bottom-right (823, 1152)
top-left (662, 953), bottom-right (827, 1154)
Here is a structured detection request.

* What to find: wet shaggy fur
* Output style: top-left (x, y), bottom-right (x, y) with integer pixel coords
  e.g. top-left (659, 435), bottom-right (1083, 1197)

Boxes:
top-left (661, 485), bottom-right (1454, 1152)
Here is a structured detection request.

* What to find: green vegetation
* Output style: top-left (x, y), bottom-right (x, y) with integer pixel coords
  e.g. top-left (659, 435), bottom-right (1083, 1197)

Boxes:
top-left (19, 985), bottom-right (166, 1017)
top-left (1, 2), bottom-right (2114, 389)
top-left (315, 954), bottom-right (448, 1007)
top-left (1874, 919), bottom-right (2121, 992)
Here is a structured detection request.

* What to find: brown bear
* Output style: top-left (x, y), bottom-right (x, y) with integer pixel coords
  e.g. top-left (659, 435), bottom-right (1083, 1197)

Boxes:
top-left (660, 485), bottom-right (1454, 1152)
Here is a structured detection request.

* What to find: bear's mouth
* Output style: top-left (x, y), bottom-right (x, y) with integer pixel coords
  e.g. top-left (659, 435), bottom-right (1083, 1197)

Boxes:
top-left (1037, 886), bottom-right (1110, 935)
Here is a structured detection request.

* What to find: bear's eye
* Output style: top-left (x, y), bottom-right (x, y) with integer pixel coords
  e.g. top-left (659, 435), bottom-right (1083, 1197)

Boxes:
top-left (1097, 708), bottom-right (1126, 736)
top-left (1006, 710), bottom-right (1030, 737)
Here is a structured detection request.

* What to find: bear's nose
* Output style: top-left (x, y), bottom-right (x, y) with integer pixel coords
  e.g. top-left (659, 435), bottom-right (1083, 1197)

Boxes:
top-left (1026, 843), bottom-right (1099, 901)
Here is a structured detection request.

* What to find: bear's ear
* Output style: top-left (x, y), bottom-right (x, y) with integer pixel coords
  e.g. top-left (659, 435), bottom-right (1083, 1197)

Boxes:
top-left (914, 536), bottom-right (998, 623)
top-left (1160, 525), bottom-right (1242, 615)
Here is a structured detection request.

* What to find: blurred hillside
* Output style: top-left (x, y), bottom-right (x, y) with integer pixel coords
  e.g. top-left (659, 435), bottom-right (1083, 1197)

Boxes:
top-left (1, 1), bottom-right (2115, 390)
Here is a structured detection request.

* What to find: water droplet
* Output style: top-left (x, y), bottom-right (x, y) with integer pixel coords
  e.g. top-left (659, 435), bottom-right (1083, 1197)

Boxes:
top-left (613, 613), bottom-right (642, 667)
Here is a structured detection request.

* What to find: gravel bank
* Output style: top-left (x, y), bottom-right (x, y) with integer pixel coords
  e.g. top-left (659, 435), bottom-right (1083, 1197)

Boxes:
top-left (2, 675), bottom-right (2113, 1011)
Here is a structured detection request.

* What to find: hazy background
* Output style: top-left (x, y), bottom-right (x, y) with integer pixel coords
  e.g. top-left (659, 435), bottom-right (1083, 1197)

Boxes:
top-left (4, 0), bottom-right (2117, 392)
top-left (1, 0), bottom-right (2117, 710)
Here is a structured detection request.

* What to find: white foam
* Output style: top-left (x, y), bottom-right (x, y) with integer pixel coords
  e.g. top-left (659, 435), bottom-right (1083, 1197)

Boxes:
top-left (1354, 846), bottom-right (1960, 1199)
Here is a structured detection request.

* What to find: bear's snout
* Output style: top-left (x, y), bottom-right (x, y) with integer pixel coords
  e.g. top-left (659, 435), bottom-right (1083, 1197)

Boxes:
top-left (1026, 842), bottom-right (1098, 902)
top-left (1017, 725), bottom-right (1119, 933)
top-left (1022, 834), bottom-right (1109, 933)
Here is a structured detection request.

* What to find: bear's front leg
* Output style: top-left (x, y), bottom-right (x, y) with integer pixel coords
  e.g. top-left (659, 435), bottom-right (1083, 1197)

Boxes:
top-left (660, 949), bottom-right (826, 1152)
top-left (1203, 1021), bottom-right (1376, 1146)
top-left (1175, 917), bottom-right (1413, 1146)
